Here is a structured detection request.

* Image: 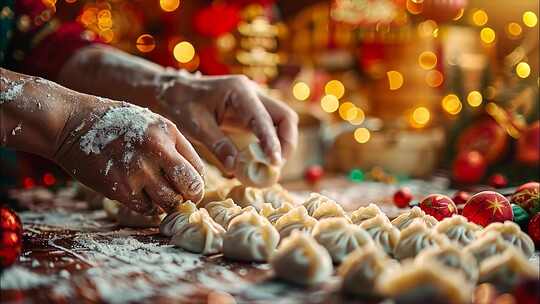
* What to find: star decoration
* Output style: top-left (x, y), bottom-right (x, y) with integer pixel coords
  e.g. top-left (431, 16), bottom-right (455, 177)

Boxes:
top-left (487, 197), bottom-right (506, 215)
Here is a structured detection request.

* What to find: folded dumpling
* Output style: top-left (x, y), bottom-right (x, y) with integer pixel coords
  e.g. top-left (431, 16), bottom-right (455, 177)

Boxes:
top-left (359, 214), bottom-right (400, 256)
top-left (204, 199), bottom-right (241, 229)
top-left (227, 185), bottom-right (265, 211)
top-left (393, 221), bottom-right (449, 260)
top-left (312, 201), bottom-right (350, 222)
top-left (223, 209), bottom-right (279, 262)
top-left (261, 184), bottom-right (294, 208)
top-left (434, 215), bottom-right (481, 247)
top-left (160, 201), bottom-right (199, 236)
top-left (312, 217), bottom-right (373, 263)
top-left (234, 142), bottom-right (280, 188)
top-left (350, 203), bottom-right (385, 225)
top-left (302, 193), bottom-right (336, 216)
top-left (464, 231), bottom-right (510, 264)
top-left (260, 202), bottom-right (293, 225)
top-left (275, 206), bottom-right (318, 239)
top-left (170, 209), bottom-right (225, 255)
top-left (415, 244), bottom-right (478, 283)
top-left (478, 221), bottom-right (535, 258)
top-left (270, 231), bottom-right (333, 286)
top-left (391, 206), bottom-right (438, 230)
top-left (339, 243), bottom-right (400, 296)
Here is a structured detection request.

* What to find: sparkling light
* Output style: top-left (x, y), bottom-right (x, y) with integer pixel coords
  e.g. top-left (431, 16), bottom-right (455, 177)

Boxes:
top-left (387, 71), bottom-right (404, 90)
top-left (160, 0), bottom-right (180, 12)
top-left (480, 27), bottom-right (496, 44)
top-left (418, 51), bottom-right (437, 70)
top-left (292, 82), bottom-right (310, 101)
top-left (325, 80), bottom-right (345, 99)
top-left (442, 94), bottom-right (462, 115)
top-left (507, 22), bottom-right (522, 37)
top-left (136, 34), bottom-right (156, 53)
top-left (339, 102), bottom-right (355, 120)
top-left (472, 9), bottom-right (488, 26)
top-left (523, 11), bottom-right (538, 27)
top-left (354, 128), bottom-right (371, 144)
top-left (425, 70), bottom-right (444, 87)
top-left (467, 91), bottom-right (483, 107)
top-left (411, 107), bottom-right (430, 127)
top-left (320, 95), bottom-right (339, 113)
top-left (173, 41), bottom-right (195, 63)
top-left (516, 62), bottom-right (531, 78)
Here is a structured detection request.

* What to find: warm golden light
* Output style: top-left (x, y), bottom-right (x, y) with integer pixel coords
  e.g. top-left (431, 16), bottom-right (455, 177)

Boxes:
top-left (339, 102), bottom-right (355, 120)
top-left (292, 82), bottom-right (310, 101)
top-left (472, 9), bottom-right (488, 26)
top-left (425, 70), bottom-right (444, 87)
top-left (354, 128), bottom-right (371, 144)
top-left (387, 71), bottom-right (404, 90)
top-left (418, 51), bottom-right (437, 70)
top-left (216, 33), bottom-right (236, 52)
top-left (442, 94), bottom-right (462, 115)
top-left (412, 107), bottom-right (430, 127)
top-left (523, 11), bottom-right (538, 27)
top-left (467, 91), bottom-right (483, 107)
top-left (418, 20), bottom-right (438, 38)
top-left (160, 0), bottom-right (180, 12)
top-left (480, 27), bottom-right (496, 44)
top-left (507, 22), bottom-right (522, 37)
top-left (100, 29), bottom-right (114, 43)
top-left (516, 62), bottom-right (531, 78)
top-left (325, 80), bottom-right (345, 99)
top-left (406, 0), bottom-right (422, 15)
top-left (136, 34), bottom-right (156, 53)
top-left (453, 8), bottom-right (465, 21)
top-left (173, 41), bottom-right (195, 63)
top-left (320, 95), bottom-right (339, 113)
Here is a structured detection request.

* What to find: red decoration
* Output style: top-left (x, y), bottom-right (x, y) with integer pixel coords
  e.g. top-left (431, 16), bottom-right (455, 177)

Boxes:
top-left (462, 191), bottom-right (513, 227)
top-left (488, 173), bottom-right (508, 189)
top-left (393, 187), bottom-right (413, 208)
top-left (452, 150), bottom-right (487, 184)
top-left (528, 213), bottom-right (540, 247)
top-left (511, 182), bottom-right (540, 215)
top-left (452, 191), bottom-right (470, 205)
top-left (198, 46), bottom-right (231, 75)
top-left (517, 121), bottom-right (540, 166)
top-left (418, 0), bottom-right (468, 23)
top-left (457, 118), bottom-right (508, 164)
top-left (419, 194), bottom-right (458, 221)
top-left (193, 4), bottom-right (240, 38)
top-left (0, 206), bottom-right (23, 268)
top-left (304, 165), bottom-right (324, 184)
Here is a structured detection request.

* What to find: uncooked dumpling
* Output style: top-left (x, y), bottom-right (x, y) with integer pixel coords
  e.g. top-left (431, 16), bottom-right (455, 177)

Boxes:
top-left (393, 220), bottom-right (449, 260)
top-left (312, 217), bottom-right (373, 263)
top-left (270, 231), bottom-right (333, 286)
top-left (204, 199), bottom-right (242, 229)
top-left (391, 206), bottom-right (438, 230)
top-left (415, 244), bottom-right (478, 283)
top-left (260, 202), bottom-right (293, 225)
top-left (234, 142), bottom-right (280, 188)
top-left (359, 214), bottom-right (400, 256)
top-left (302, 193), bottom-right (336, 216)
top-left (170, 208), bottom-right (225, 255)
top-left (478, 247), bottom-right (539, 291)
top-left (434, 215), bottom-right (481, 247)
top-left (464, 231), bottom-right (510, 264)
top-left (350, 203), bottom-right (384, 225)
top-left (160, 201), bottom-right (198, 237)
top-left (274, 206), bottom-right (318, 239)
top-left (223, 209), bottom-right (279, 262)
top-left (478, 221), bottom-right (535, 258)
top-left (312, 201), bottom-right (350, 222)
top-left (227, 185), bottom-right (265, 211)
top-left (261, 184), bottom-right (294, 208)
top-left (339, 243), bottom-right (400, 296)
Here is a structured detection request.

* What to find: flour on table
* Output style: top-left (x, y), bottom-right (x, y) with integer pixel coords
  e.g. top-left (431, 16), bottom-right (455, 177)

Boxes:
top-left (0, 80), bottom-right (25, 104)
top-left (0, 266), bottom-right (53, 290)
top-left (104, 159), bottom-right (113, 176)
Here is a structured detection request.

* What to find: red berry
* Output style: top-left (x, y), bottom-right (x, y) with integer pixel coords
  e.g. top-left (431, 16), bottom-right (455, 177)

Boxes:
top-left (305, 165), bottom-right (324, 184)
top-left (452, 150), bottom-right (487, 184)
top-left (528, 213), bottom-right (540, 246)
top-left (452, 191), bottom-right (470, 205)
top-left (488, 173), bottom-right (508, 189)
top-left (393, 187), bottom-right (413, 208)
top-left (419, 194), bottom-right (458, 221)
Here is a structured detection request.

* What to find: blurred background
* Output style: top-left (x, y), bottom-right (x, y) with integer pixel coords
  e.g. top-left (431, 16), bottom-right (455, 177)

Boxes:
top-left (5, 0), bottom-right (540, 190)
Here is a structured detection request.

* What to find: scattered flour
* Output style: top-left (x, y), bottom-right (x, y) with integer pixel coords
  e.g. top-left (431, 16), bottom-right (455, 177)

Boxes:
top-left (11, 122), bottom-right (22, 135)
top-left (0, 266), bottom-right (53, 290)
top-left (104, 159), bottom-right (113, 176)
top-left (0, 81), bottom-right (25, 104)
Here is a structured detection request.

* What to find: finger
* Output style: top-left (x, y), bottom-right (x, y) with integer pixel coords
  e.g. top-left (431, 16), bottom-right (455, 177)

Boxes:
top-left (161, 152), bottom-right (205, 203)
top-left (123, 189), bottom-right (159, 215)
top-left (169, 123), bottom-right (206, 178)
top-left (258, 93), bottom-right (299, 160)
top-left (143, 173), bottom-right (184, 213)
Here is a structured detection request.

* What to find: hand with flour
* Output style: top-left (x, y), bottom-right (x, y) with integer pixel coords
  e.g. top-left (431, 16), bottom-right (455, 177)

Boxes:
top-left (1, 68), bottom-right (204, 215)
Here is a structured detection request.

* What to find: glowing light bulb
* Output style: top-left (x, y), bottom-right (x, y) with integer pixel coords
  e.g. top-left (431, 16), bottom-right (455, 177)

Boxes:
top-left (472, 9), bottom-right (488, 26)
top-left (480, 27), bottom-right (496, 44)
top-left (516, 62), bottom-right (531, 78)
top-left (160, 0), bottom-right (180, 12)
top-left (523, 11), bottom-right (538, 27)
top-left (320, 95), bottom-right (339, 113)
top-left (325, 80), bottom-right (345, 99)
top-left (418, 51), bottom-right (437, 70)
top-left (292, 82), bottom-right (310, 101)
top-left (467, 91), bottom-right (483, 107)
top-left (387, 71), bottom-right (404, 90)
top-left (173, 41), bottom-right (195, 63)
top-left (354, 128), bottom-right (371, 144)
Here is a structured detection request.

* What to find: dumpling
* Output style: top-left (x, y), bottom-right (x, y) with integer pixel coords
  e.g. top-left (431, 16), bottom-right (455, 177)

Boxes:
top-left (302, 193), bottom-right (336, 216)
top-left (312, 201), bottom-right (349, 221)
top-left (479, 221), bottom-right (535, 258)
top-left (261, 184), bottom-right (294, 208)
top-left (223, 209), bottom-right (279, 262)
top-left (350, 203), bottom-right (384, 225)
top-left (359, 214), bottom-right (400, 256)
top-left (464, 231), bottom-right (510, 264)
top-left (117, 205), bottom-right (165, 228)
top-left (160, 201), bottom-right (198, 236)
top-left (434, 215), bottom-right (481, 247)
top-left (204, 199), bottom-right (241, 229)
top-left (478, 247), bottom-right (539, 292)
top-left (234, 142), bottom-right (280, 188)
top-left (376, 260), bottom-right (474, 304)
top-left (391, 206), bottom-right (438, 230)
top-left (393, 221), bottom-right (449, 260)
top-left (170, 209), bottom-right (225, 255)
top-left (339, 243), bottom-right (400, 296)
top-left (274, 206), bottom-right (318, 239)
top-left (227, 185), bottom-right (265, 211)
top-left (260, 202), bottom-right (293, 225)
top-left (415, 244), bottom-right (478, 283)
top-left (312, 217), bottom-right (373, 263)
top-left (270, 231), bottom-right (333, 286)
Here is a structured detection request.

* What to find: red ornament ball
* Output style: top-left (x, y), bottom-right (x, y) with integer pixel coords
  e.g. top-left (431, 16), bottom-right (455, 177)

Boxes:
top-left (527, 213), bottom-right (540, 247)
top-left (452, 150), bottom-right (487, 184)
top-left (452, 191), bottom-right (470, 205)
top-left (488, 173), bottom-right (508, 189)
top-left (462, 191), bottom-right (513, 227)
top-left (393, 187), bottom-right (413, 208)
top-left (304, 165), bottom-right (324, 184)
top-left (0, 206), bottom-right (23, 268)
top-left (419, 194), bottom-right (458, 221)
top-left (517, 121), bottom-right (540, 166)
top-left (457, 118), bottom-right (508, 164)
top-left (511, 182), bottom-right (540, 215)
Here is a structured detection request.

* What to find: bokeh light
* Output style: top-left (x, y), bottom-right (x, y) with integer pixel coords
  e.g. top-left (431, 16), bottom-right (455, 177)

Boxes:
top-left (354, 128), bottom-right (371, 144)
top-left (136, 34), bottom-right (156, 53)
top-left (480, 27), bottom-right (496, 44)
top-left (506, 22), bottom-right (522, 37)
top-left (411, 106), bottom-right (430, 127)
top-left (467, 91), bottom-right (483, 107)
top-left (472, 9), bottom-right (488, 26)
top-left (173, 41), bottom-right (195, 63)
top-left (418, 20), bottom-right (438, 38)
top-left (325, 80), bottom-right (345, 99)
top-left (418, 51), bottom-right (437, 70)
top-left (160, 0), bottom-right (180, 12)
top-left (453, 8), bottom-right (465, 21)
top-left (292, 82), bottom-right (310, 101)
top-left (320, 95), bottom-right (339, 113)
top-left (442, 94), bottom-right (462, 115)
top-left (425, 70), bottom-right (444, 87)
top-left (516, 62), bottom-right (531, 78)
top-left (387, 71), bottom-right (404, 90)
top-left (216, 33), bottom-right (236, 52)
top-left (406, 0), bottom-right (422, 15)
top-left (339, 102), bottom-right (355, 120)
top-left (523, 11), bottom-right (538, 27)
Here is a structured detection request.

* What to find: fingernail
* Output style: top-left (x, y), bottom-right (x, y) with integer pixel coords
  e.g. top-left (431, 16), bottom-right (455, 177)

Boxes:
top-left (224, 155), bottom-right (235, 171)
top-left (272, 151), bottom-right (282, 165)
